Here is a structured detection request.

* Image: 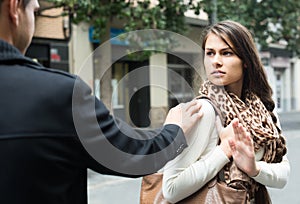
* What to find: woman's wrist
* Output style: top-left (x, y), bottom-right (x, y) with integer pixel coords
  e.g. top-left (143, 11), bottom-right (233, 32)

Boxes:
top-left (248, 165), bottom-right (260, 177)
top-left (219, 143), bottom-right (232, 159)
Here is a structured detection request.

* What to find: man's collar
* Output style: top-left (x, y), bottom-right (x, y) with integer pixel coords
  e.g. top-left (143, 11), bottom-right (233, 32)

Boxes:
top-left (0, 39), bottom-right (41, 67)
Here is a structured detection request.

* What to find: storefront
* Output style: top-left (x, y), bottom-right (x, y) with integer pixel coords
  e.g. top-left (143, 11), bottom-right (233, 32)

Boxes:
top-left (26, 40), bottom-right (69, 72)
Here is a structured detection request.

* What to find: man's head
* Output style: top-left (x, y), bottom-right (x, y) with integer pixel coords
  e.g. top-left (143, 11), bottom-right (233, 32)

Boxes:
top-left (0, 0), bottom-right (40, 54)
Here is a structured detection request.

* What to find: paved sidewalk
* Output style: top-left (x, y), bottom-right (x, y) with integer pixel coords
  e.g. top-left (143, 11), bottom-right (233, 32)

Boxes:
top-left (88, 171), bottom-right (141, 204)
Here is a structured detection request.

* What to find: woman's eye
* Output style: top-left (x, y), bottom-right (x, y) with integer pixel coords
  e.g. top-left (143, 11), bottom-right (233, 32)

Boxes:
top-left (223, 51), bottom-right (233, 56)
top-left (206, 51), bottom-right (214, 56)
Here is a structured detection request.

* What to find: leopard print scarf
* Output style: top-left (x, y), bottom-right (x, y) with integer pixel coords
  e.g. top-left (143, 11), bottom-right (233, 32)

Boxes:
top-left (198, 81), bottom-right (287, 201)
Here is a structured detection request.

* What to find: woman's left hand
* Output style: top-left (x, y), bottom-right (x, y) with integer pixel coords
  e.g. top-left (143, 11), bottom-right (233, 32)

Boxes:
top-left (228, 120), bottom-right (260, 177)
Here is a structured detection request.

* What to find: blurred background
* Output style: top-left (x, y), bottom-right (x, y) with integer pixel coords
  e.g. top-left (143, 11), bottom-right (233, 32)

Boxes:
top-left (29, 1), bottom-right (300, 203)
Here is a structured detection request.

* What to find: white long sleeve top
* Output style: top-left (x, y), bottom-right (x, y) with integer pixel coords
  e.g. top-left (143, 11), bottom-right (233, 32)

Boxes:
top-left (162, 99), bottom-right (290, 203)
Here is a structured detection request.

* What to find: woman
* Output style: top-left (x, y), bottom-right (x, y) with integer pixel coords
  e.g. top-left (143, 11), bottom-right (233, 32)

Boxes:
top-left (161, 20), bottom-right (290, 204)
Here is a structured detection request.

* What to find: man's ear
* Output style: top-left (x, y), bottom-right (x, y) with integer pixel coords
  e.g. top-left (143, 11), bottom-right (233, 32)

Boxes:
top-left (9, 0), bottom-right (21, 26)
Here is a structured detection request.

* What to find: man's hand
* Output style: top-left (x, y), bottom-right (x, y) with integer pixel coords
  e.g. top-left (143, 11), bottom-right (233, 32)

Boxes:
top-left (228, 120), bottom-right (260, 177)
top-left (164, 100), bottom-right (203, 135)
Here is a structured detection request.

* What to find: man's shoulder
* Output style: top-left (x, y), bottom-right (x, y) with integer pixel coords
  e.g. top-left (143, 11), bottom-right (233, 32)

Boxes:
top-left (1, 61), bottom-right (88, 97)
top-left (27, 63), bottom-right (77, 81)
top-left (20, 61), bottom-right (83, 90)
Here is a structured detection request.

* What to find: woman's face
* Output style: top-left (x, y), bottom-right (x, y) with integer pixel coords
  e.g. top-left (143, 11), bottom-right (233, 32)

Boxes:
top-left (204, 33), bottom-right (244, 97)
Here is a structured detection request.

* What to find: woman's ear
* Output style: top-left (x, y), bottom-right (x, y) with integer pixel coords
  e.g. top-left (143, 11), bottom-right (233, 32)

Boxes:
top-left (9, 0), bottom-right (21, 26)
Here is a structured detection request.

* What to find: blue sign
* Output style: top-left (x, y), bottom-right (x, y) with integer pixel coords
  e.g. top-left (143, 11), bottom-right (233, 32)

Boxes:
top-left (89, 27), bottom-right (128, 46)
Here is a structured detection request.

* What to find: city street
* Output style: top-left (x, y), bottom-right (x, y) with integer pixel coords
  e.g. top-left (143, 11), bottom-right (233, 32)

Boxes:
top-left (88, 111), bottom-right (300, 204)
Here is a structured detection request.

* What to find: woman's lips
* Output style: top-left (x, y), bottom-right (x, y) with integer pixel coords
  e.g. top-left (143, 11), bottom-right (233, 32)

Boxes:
top-left (211, 70), bottom-right (225, 77)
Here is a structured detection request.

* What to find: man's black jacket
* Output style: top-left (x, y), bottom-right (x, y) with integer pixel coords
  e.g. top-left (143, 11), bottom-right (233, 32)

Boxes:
top-left (0, 40), bottom-right (187, 204)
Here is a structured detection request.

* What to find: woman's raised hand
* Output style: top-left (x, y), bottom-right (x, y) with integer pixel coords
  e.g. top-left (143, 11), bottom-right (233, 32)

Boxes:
top-left (229, 120), bottom-right (260, 177)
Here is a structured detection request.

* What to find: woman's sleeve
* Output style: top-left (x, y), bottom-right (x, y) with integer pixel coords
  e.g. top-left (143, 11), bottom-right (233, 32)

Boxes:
top-left (162, 100), bottom-right (230, 203)
top-left (252, 111), bottom-right (291, 188)
top-left (252, 155), bottom-right (290, 188)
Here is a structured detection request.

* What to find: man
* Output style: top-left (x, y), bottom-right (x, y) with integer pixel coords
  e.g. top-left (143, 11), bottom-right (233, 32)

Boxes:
top-left (0, 0), bottom-right (203, 203)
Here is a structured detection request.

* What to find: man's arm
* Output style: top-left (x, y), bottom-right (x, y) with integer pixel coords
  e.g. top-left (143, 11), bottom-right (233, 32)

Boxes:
top-left (72, 77), bottom-right (203, 176)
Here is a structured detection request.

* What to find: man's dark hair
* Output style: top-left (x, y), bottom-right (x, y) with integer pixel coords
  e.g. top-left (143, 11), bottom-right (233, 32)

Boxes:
top-left (23, 0), bottom-right (31, 7)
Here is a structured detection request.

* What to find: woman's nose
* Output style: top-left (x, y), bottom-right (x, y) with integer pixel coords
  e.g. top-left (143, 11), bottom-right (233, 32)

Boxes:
top-left (212, 54), bottom-right (223, 68)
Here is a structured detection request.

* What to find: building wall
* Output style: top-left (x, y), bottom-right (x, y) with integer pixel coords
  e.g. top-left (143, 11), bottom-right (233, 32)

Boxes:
top-left (34, 7), bottom-right (66, 40)
top-left (292, 57), bottom-right (300, 111)
top-left (28, 6), bottom-right (70, 72)
top-left (69, 23), bottom-right (94, 89)
top-left (149, 53), bottom-right (168, 128)
top-left (261, 48), bottom-right (299, 113)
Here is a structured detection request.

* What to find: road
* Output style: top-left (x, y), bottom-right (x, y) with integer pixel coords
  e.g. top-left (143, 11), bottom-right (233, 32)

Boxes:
top-left (88, 111), bottom-right (300, 204)
top-left (268, 130), bottom-right (300, 204)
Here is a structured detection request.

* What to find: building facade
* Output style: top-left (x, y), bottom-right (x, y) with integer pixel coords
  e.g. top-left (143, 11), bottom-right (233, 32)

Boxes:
top-left (261, 45), bottom-right (300, 113)
top-left (28, 2), bottom-right (299, 129)
top-left (26, 4), bottom-right (70, 73)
